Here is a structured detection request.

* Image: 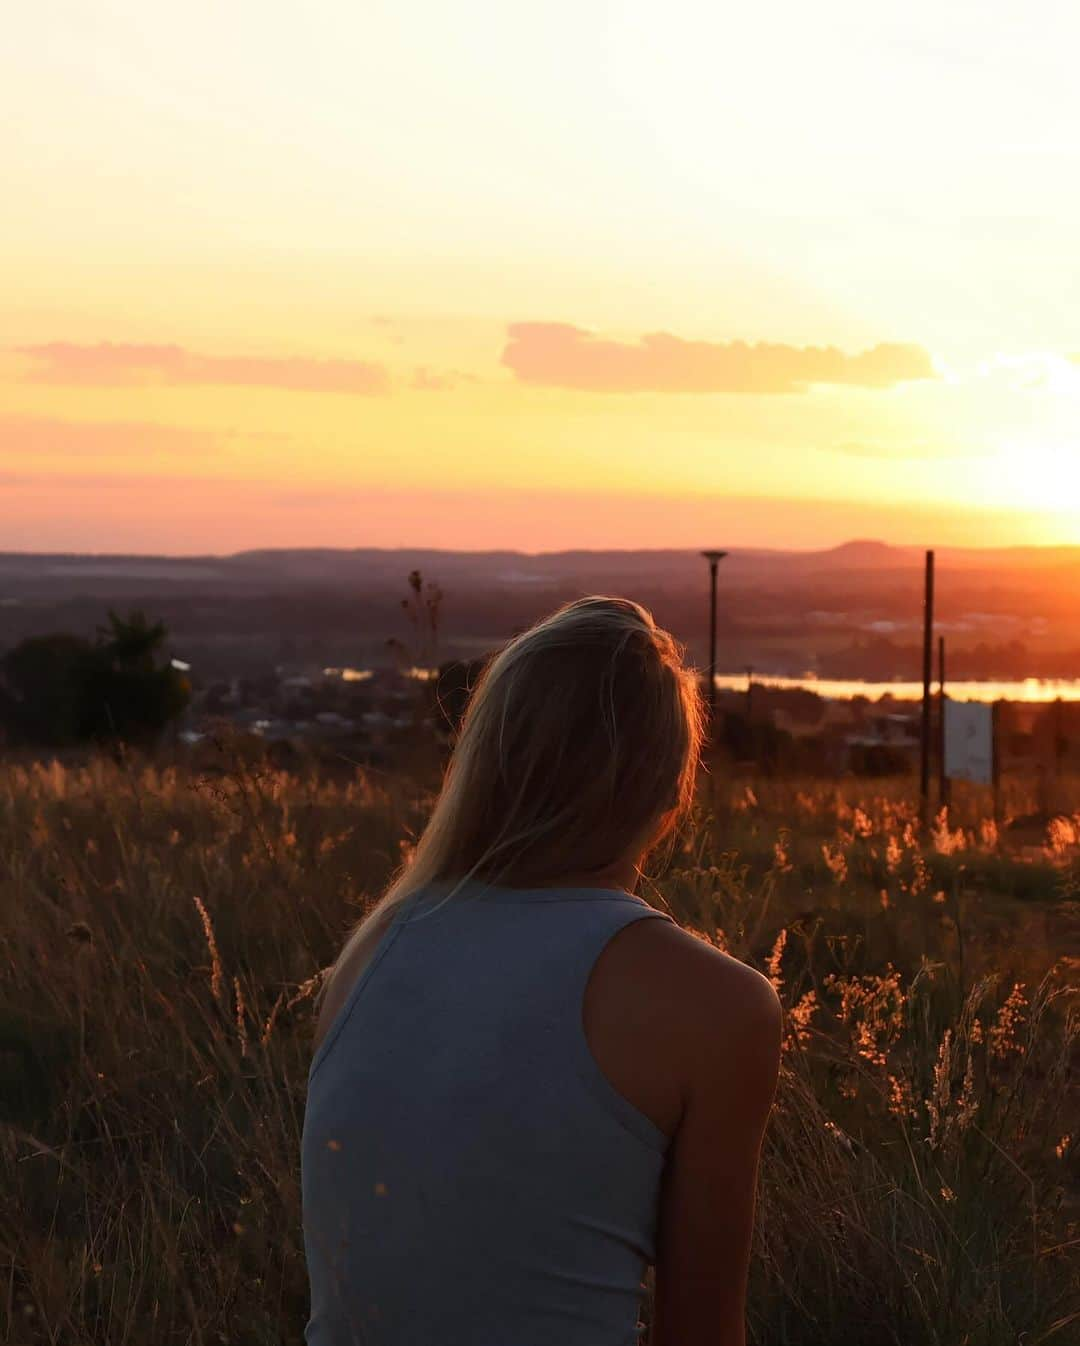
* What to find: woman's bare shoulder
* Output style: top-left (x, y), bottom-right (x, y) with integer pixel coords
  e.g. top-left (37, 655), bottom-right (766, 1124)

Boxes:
top-left (584, 915), bottom-right (782, 1137)
top-left (606, 916), bottom-right (781, 1034)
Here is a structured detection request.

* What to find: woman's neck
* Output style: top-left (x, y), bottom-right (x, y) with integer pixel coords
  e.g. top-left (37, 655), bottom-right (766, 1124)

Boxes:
top-left (538, 858), bottom-right (639, 893)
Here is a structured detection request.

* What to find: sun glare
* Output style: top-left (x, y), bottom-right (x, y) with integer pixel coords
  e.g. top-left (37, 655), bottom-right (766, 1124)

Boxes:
top-left (980, 440), bottom-right (1080, 541)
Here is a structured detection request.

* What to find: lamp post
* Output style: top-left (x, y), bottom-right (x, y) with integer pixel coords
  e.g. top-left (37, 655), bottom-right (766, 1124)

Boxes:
top-left (700, 550), bottom-right (728, 725)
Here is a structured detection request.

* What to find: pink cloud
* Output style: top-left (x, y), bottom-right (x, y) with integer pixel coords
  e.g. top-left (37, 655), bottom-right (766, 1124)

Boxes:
top-left (409, 366), bottom-right (475, 391)
top-left (0, 414), bottom-right (225, 460)
top-left (17, 341), bottom-right (391, 395)
top-left (501, 323), bottom-right (937, 393)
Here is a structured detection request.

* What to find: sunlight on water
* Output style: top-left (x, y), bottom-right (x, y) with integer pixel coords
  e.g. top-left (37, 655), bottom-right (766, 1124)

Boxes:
top-left (323, 666), bottom-right (1080, 702)
top-left (715, 675), bottom-right (1080, 703)
top-left (323, 666), bottom-right (438, 682)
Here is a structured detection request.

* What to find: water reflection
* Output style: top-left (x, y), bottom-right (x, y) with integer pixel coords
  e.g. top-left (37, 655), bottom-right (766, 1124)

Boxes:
top-left (321, 667), bottom-right (374, 682)
top-left (715, 675), bottom-right (1080, 703)
top-left (322, 666), bottom-right (435, 682)
top-left (320, 665), bottom-right (1080, 702)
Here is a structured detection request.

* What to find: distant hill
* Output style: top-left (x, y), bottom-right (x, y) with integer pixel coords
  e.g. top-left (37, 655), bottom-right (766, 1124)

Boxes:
top-left (2, 539), bottom-right (1078, 596)
top-left (2, 542), bottom-right (1077, 680)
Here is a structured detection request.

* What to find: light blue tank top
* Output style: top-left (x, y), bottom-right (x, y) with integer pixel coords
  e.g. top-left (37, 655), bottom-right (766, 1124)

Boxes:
top-left (302, 880), bottom-right (674, 1346)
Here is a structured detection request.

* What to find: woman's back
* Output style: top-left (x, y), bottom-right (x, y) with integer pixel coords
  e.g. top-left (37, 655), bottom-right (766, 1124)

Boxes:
top-left (301, 596), bottom-right (782, 1345)
top-left (301, 881), bottom-right (674, 1346)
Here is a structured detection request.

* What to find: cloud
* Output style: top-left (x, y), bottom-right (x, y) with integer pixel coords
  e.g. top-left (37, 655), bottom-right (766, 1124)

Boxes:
top-left (0, 414), bottom-right (229, 460)
top-left (371, 316), bottom-right (406, 345)
top-left (16, 342), bottom-right (391, 395)
top-left (411, 366), bottom-right (455, 391)
top-left (832, 440), bottom-right (987, 460)
top-left (409, 365), bottom-right (475, 392)
top-left (501, 323), bottom-right (937, 394)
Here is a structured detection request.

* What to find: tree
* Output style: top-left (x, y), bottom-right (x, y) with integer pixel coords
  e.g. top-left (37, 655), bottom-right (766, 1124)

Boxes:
top-left (80, 610), bottom-right (190, 743)
top-left (0, 634), bottom-right (92, 745)
top-left (0, 610), bottom-right (190, 748)
top-left (97, 609), bottom-right (168, 667)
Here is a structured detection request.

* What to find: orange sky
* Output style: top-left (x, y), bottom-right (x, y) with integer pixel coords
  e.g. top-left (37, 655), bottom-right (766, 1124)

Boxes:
top-left (3, 2), bottom-right (1080, 553)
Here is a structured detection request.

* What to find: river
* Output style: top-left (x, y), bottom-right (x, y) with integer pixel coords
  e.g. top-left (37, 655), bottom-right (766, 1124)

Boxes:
top-left (714, 675), bottom-right (1080, 703)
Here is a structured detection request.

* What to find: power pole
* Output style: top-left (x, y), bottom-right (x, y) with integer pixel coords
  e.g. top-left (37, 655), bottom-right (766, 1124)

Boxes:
top-left (1053, 697), bottom-right (1066, 778)
top-left (919, 549), bottom-right (935, 826)
top-left (938, 635), bottom-right (949, 809)
top-left (700, 550), bottom-right (728, 728)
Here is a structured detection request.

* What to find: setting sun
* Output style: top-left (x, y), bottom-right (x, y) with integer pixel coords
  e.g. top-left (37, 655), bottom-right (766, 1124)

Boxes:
top-left (979, 439), bottom-right (1080, 537)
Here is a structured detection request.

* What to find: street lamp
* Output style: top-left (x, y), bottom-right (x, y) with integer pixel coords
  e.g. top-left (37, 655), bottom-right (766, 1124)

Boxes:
top-left (700, 550), bottom-right (728, 724)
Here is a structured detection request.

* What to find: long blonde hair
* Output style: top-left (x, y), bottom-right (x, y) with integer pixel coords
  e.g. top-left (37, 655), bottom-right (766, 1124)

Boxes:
top-left (332, 595), bottom-right (704, 973)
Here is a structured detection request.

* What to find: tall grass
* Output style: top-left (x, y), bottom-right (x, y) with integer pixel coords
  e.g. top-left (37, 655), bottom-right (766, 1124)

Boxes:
top-left (1, 754), bottom-right (1077, 1345)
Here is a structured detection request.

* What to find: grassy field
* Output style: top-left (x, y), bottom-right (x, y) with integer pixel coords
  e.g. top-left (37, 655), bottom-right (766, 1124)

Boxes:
top-left (1, 747), bottom-right (1077, 1345)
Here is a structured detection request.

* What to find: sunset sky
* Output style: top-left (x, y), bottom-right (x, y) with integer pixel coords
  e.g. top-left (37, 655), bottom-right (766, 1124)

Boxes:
top-left (4, 1), bottom-right (1080, 553)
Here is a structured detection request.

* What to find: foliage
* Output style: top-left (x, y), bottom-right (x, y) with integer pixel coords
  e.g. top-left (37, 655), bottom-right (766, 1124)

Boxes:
top-left (385, 569), bottom-right (443, 675)
top-left (0, 611), bottom-right (189, 748)
top-left (0, 758), bottom-right (1076, 1344)
top-left (0, 634), bottom-right (94, 745)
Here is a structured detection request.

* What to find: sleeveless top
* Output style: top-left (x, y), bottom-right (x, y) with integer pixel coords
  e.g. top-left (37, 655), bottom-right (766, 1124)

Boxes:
top-left (301, 880), bottom-right (675, 1346)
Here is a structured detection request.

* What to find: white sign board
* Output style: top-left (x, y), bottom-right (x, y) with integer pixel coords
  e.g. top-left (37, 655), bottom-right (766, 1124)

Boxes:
top-left (943, 700), bottom-right (995, 785)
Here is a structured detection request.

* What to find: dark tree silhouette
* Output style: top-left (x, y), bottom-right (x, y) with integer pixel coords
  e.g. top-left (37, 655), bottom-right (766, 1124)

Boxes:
top-left (0, 634), bottom-right (91, 745)
top-left (80, 610), bottom-right (190, 744)
top-left (0, 610), bottom-right (189, 748)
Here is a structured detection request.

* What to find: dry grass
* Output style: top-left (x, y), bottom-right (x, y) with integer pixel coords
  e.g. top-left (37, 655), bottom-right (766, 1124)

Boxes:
top-left (1, 752), bottom-right (1077, 1345)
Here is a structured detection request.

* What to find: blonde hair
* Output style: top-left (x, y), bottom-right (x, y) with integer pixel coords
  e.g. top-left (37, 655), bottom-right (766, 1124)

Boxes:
top-left (332, 595), bottom-right (703, 974)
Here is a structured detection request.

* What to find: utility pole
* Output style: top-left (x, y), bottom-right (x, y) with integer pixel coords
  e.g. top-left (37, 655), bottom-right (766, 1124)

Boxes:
top-left (992, 700), bottom-right (1003, 825)
top-left (919, 549), bottom-right (935, 826)
top-left (938, 635), bottom-right (949, 809)
top-left (1053, 697), bottom-right (1066, 778)
top-left (700, 550), bottom-right (728, 727)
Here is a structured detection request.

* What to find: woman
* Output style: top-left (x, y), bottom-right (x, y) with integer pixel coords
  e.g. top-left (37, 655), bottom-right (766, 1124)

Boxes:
top-left (302, 596), bottom-right (782, 1346)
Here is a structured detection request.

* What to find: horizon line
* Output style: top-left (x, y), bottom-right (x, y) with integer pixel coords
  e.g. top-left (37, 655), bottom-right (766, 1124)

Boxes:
top-left (3, 537), bottom-right (1080, 563)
